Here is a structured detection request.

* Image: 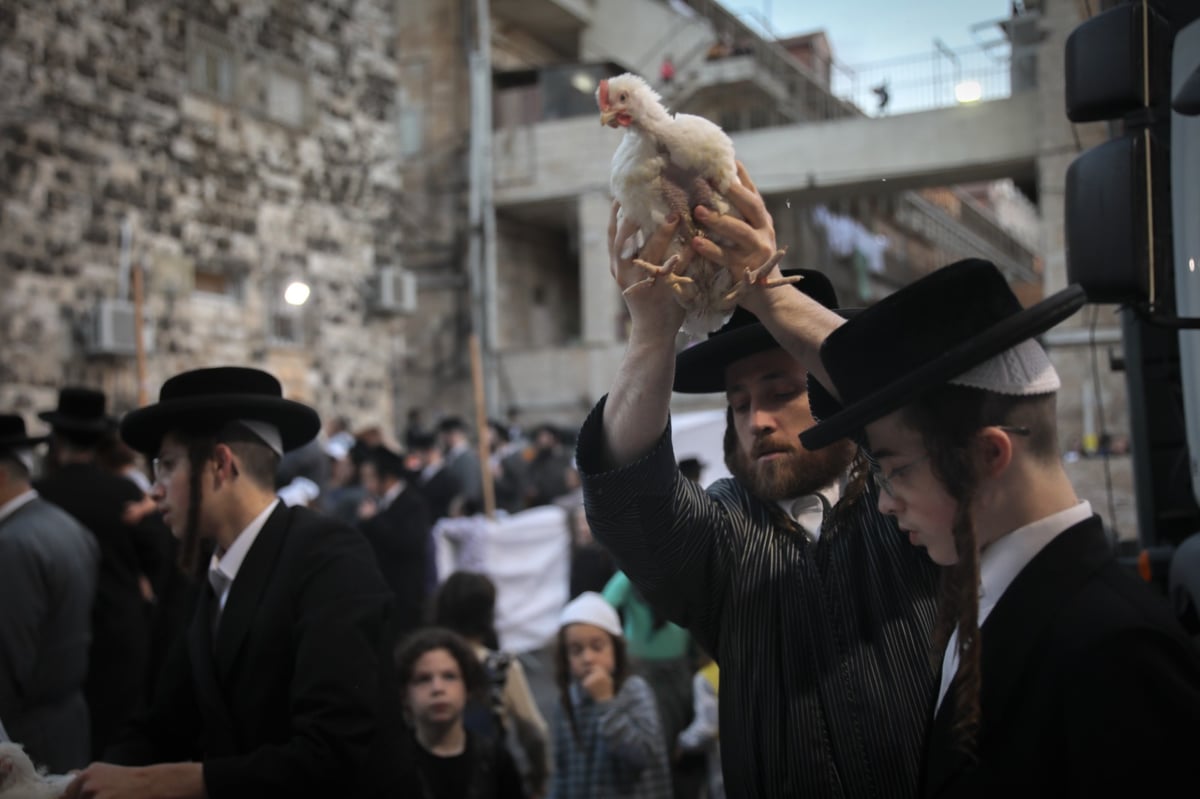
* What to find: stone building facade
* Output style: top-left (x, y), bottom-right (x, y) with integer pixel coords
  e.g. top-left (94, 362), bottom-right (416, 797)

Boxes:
top-left (1, 0), bottom-right (414, 432)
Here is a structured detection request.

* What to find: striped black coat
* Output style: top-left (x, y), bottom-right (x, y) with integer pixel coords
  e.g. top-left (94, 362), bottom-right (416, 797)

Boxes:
top-left (577, 400), bottom-right (940, 799)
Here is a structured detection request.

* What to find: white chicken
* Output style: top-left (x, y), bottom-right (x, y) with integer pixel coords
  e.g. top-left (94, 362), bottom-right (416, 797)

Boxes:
top-left (597, 72), bottom-right (794, 337)
top-left (0, 744), bottom-right (71, 799)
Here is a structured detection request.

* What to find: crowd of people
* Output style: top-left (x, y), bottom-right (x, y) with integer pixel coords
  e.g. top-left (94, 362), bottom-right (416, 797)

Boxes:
top-left (2, 162), bottom-right (1199, 799)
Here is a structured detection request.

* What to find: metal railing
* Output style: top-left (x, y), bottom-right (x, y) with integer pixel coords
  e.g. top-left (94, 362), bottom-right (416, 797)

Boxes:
top-left (833, 40), bottom-right (1016, 117)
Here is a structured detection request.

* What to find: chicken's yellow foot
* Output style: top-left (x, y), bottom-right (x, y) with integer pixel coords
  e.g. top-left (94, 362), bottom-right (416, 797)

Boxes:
top-left (721, 247), bottom-right (792, 302)
top-left (626, 255), bottom-right (694, 295)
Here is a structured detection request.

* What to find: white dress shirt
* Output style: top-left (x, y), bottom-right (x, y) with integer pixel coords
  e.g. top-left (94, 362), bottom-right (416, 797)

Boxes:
top-left (936, 500), bottom-right (1094, 712)
top-left (209, 499), bottom-right (280, 623)
top-left (777, 482), bottom-right (843, 542)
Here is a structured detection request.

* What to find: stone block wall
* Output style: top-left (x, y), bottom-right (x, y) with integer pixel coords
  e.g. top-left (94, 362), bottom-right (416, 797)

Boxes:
top-left (0, 0), bottom-right (413, 435)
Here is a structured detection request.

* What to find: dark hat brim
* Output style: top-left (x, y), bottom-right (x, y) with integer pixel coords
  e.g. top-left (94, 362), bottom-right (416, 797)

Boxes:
top-left (674, 323), bottom-right (779, 394)
top-left (674, 308), bottom-right (861, 394)
top-left (0, 434), bottom-right (48, 450)
top-left (799, 284), bottom-right (1087, 450)
top-left (37, 411), bottom-right (113, 434)
top-left (120, 395), bottom-right (321, 456)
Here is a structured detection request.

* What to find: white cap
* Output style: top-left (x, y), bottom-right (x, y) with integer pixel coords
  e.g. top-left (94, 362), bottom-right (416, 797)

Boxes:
top-left (949, 339), bottom-right (1061, 396)
top-left (559, 591), bottom-right (623, 638)
top-left (238, 419), bottom-right (284, 456)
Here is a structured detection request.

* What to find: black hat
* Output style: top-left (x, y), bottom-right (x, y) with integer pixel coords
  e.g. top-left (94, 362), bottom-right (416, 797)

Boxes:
top-left (673, 269), bottom-right (841, 394)
top-left (119, 366), bottom-right (321, 456)
top-left (38, 387), bottom-right (113, 434)
top-left (0, 414), bottom-right (47, 450)
top-left (799, 259), bottom-right (1087, 450)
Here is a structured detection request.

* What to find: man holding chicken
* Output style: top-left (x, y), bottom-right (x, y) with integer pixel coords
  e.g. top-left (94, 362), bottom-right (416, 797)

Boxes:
top-left (575, 164), bottom-right (940, 798)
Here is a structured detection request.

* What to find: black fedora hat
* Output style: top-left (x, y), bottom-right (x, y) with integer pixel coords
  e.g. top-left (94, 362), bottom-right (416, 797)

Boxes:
top-left (120, 366), bottom-right (321, 456)
top-left (38, 387), bottom-right (113, 434)
top-left (674, 269), bottom-right (841, 394)
top-left (799, 259), bottom-right (1087, 450)
top-left (0, 414), bottom-right (47, 450)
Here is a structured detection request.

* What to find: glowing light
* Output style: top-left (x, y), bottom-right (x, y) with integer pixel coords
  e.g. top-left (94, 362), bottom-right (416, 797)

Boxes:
top-left (571, 72), bottom-right (596, 94)
top-left (954, 80), bottom-right (983, 104)
top-left (1190, 258), bottom-right (1196, 273)
top-left (284, 281), bottom-right (311, 306)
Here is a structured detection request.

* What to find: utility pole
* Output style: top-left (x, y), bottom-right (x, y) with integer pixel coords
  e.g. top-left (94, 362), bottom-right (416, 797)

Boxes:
top-left (466, 0), bottom-right (500, 418)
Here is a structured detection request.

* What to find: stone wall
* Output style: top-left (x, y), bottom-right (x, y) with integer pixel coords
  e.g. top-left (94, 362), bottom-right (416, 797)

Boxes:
top-left (0, 0), bottom-right (414, 436)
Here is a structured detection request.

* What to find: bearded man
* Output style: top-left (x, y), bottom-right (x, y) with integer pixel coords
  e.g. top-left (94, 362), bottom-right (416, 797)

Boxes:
top-left (575, 193), bottom-right (940, 799)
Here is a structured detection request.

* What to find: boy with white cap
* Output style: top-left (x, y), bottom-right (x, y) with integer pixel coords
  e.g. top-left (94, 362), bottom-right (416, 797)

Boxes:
top-left (551, 592), bottom-right (671, 799)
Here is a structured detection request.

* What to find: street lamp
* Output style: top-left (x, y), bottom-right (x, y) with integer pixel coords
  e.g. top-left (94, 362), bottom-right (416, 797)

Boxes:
top-left (955, 79), bottom-right (983, 103)
top-left (284, 280), bottom-right (311, 306)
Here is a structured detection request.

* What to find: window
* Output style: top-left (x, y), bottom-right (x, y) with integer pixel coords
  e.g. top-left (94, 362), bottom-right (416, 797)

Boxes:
top-left (264, 63), bottom-right (307, 128)
top-left (187, 25), bottom-right (237, 103)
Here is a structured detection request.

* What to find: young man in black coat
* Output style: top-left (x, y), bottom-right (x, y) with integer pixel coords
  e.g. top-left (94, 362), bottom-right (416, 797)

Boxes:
top-left (358, 444), bottom-right (434, 640)
top-left (66, 367), bottom-right (395, 799)
top-left (688, 170), bottom-right (1200, 796)
top-left (34, 387), bottom-right (162, 758)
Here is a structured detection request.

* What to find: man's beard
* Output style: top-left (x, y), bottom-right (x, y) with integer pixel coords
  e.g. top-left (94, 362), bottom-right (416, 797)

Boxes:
top-left (726, 427), bottom-right (856, 502)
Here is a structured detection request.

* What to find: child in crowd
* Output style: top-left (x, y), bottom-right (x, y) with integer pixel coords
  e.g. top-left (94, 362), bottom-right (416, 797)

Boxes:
top-left (675, 650), bottom-right (723, 799)
top-left (434, 571), bottom-right (551, 798)
top-left (394, 627), bottom-right (527, 799)
top-left (550, 592), bottom-right (671, 799)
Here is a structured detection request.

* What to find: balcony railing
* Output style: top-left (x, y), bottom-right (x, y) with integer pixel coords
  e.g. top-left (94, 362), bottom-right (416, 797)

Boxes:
top-left (834, 41), bottom-right (1016, 117)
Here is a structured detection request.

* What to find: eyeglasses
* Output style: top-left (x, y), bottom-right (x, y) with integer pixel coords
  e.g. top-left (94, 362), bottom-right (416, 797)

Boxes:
top-left (868, 425), bottom-right (1030, 498)
top-left (869, 454), bottom-right (929, 498)
top-left (151, 454), bottom-right (182, 484)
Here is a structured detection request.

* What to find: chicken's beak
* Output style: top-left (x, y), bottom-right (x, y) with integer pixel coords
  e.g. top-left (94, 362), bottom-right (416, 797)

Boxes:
top-left (600, 109), bottom-right (620, 127)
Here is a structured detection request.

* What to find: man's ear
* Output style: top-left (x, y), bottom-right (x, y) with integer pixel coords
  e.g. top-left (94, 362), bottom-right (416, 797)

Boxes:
top-left (975, 426), bottom-right (1015, 479)
top-left (211, 443), bottom-right (240, 485)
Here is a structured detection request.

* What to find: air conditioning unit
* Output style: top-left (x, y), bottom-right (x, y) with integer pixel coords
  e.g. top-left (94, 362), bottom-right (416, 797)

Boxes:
top-left (85, 298), bottom-right (140, 356)
top-left (367, 267), bottom-right (417, 315)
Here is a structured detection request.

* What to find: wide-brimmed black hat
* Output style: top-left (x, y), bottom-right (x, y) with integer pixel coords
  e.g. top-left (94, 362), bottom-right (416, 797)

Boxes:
top-left (799, 259), bottom-right (1087, 450)
top-left (38, 387), bottom-right (113, 434)
top-left (674, 269), bottom-right (841, 393)
top-left (0, 414), bottom-right (47, 450)
top-left (120, 366), bottom-right (321, 456)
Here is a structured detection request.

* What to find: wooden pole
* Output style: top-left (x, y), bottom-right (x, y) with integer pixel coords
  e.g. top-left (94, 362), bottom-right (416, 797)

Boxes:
top-left (469, 333), bottom-right (496, 518)
top-left (132, 261), bottom-right (148, 407)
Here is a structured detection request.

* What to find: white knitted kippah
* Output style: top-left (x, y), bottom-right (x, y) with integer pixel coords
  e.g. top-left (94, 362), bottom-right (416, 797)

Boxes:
top-left (237, 419), bottom-right (284, 456)
top-left (949, 339), bottom-right (1061, 396)
top-left (559, 591), bottom-right (623, 638)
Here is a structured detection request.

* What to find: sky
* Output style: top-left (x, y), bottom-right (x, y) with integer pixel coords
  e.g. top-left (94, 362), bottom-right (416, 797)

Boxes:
top-left (725, 0), bottom-right (1015, 66)
top-left (715, 0), bottom-right (1019, 114)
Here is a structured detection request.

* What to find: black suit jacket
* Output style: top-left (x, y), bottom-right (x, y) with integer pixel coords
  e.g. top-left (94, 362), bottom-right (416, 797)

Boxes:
top-left (359, 485), bottom-right (432, 638)
top-left (35, 463), bottom-right (162, 755)
top-left (108, 503), bottom-right (395, 798)
top-left (924, 516), bottom-right (1200, 798)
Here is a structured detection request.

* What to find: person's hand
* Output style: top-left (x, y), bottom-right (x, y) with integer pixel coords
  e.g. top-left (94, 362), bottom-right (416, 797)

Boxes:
top-left (357, 497), bottom-right (378, 520)
top-left (609, 202), bottom-right (691, 342)
top-left (580, 666), bottom-right (615, 702)
top-left (121, 496), bottom-right (157, 526)
top-left (691, 162), bottom-right (792, 315)
top-left (64, 762), bottom-right (205, 799)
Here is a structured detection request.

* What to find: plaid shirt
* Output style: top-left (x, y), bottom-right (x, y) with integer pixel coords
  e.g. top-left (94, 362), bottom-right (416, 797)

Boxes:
top-left (549, 675), bottom-right (672, 799)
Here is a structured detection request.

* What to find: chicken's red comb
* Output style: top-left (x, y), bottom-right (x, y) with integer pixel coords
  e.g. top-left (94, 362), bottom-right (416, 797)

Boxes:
top-left (597, 79), bottom-right (610, 111)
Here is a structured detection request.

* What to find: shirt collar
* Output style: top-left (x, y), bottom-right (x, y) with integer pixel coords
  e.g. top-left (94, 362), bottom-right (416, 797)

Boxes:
top-left (776, 481), bottom-right (843, 541)
top-left (977, 500), bottom-right (1093, 620)
top-left (378, 480), bottom-right (405, 511)
top-left (0, 489), bottom-right (38, 526)
top-left (209, 499), bottom-right (280, 597)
